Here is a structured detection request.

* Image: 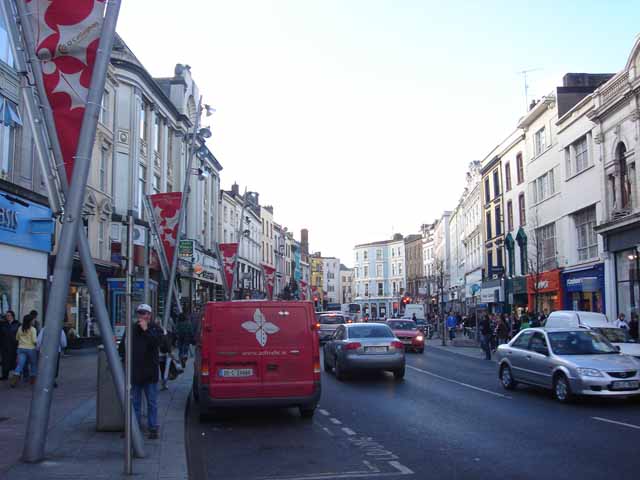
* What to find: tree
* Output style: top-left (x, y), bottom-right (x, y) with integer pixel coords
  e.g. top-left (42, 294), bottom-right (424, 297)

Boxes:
top-left (526, 207), bottom-right (558, 316)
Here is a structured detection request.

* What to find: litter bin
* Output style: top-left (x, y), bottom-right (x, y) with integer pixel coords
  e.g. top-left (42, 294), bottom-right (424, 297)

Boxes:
top-left (96, 345), bottom-right (124, 431)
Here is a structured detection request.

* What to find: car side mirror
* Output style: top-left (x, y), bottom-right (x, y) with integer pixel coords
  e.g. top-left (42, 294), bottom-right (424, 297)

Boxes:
top-left (614, 345), bottom-right (621, 352)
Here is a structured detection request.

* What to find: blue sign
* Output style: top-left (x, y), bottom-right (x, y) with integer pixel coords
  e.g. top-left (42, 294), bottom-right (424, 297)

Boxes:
top-left (0, 190), bottom-right (53, 253)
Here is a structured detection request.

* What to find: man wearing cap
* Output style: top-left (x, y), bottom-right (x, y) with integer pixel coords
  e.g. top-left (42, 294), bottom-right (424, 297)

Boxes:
top-left (119, 303), bottom-right (163, 439)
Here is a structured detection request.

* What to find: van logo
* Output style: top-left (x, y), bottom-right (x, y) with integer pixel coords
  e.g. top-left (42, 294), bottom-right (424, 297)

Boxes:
top-left (242, 309), bottom-right (280, 347)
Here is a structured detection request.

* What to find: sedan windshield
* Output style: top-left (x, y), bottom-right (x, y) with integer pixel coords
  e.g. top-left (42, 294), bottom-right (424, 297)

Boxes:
top-left (387, 321), bottom-right (416, 330)
top-left (548, 331), bottom-right (618, 355)
top-left (348, 325), bottom-right (394, 339)
top-left (592, 327), bottom-right (635, 344)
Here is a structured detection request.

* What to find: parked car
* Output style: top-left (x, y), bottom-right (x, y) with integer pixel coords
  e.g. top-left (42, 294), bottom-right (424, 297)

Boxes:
top-left (316, 312), bottom-right (350, 343)
top-left (193, 301), bottom-right (321, 419)
top-left (497, 327), bottom-right (640, 403)
top-left (323, 323), bottom-right (405, 380)
top-left (386, 319), bottom-right (425, 353)
top-left (545, 310), bottom-right (640, 358)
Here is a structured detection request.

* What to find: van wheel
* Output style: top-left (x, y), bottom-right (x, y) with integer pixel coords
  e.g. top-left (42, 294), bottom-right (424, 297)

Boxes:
top-left (500, 364), bottom-right (517, 390)
top-left (299, 406), bottom-right (316, 419)
top-left (393, 367), bottom-right (405, 381)
top-left (553, 373), bottom-right (573, 403)
top-left (334, 359), bottom-right (346, 381)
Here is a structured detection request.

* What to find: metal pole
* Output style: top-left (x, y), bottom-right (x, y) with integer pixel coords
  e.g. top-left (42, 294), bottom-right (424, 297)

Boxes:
top-left (144, 227), bottom-right (150, 305)
top-left (9, 0), bottom-right (145, 458)
top-left (125, 214), bottom-right (134, 475)
top-left (162, 99), bottom-right (201, 328)
top-left (23, 0), bottom-right (123, 462)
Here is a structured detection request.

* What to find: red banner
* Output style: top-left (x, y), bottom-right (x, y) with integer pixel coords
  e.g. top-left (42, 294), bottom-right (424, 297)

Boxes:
top-left (149, 193), bottom-right (182, 267)
top-left (219, 243), bottom-right (239, 294)
top-left (26, 0), bottom-right (106, 183)
top-left (262, 264), bottom-right (276, 300)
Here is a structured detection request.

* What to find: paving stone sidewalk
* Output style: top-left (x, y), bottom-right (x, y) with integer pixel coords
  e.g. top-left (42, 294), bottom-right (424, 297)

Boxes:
top-left (1, 348), bottom-right (192, 480)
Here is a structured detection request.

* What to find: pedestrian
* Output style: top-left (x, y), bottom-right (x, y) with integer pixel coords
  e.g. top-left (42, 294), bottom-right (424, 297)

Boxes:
top-left (412, 313), bottom-right (417, 322)
top-left (10, 315), bottom-right (38, 387)
top-left (118, 303), bottom-right (163, 439)
top-left (29, 310), bottom-right (41, 333)
top-left (497, 315), bottom-right (509, 346)
top-left (629, 313), bottom-right (639, 340)
top-left (479, 314), bottom-right (492, 360)
top-left (0, 310), bottom-right (20, 380)
top-left (510, 314), bottom-right (521, 339)
top-left (519, 314), bottom-right (531, 331)
top-left (36, 326), bottom-right (67, 388)
top-left (616, 313), bottom-right (629, 330)
top-left (176, 313), bottom-right (194, 368)
top-left (446, 312), bottom-right (457, 341)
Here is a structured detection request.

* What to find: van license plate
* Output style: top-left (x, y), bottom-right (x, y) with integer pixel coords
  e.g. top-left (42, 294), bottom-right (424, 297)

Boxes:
top-left (611, 380), bottom-right (639, 390)
top-left (366, 346), bottom-right (387, 353)
top-left (219, 368), bottom-right (253, 378)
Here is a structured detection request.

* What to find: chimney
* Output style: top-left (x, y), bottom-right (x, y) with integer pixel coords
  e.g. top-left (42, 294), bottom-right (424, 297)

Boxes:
top-left (529, 99), bottom-right (538, 111)
top-left (301, 229), bottom-right (309, 255)
top-left (231, 183), bottom-right (239, 196)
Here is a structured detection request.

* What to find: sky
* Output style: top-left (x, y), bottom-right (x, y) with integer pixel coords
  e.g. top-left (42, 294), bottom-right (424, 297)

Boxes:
top-left (117, 0), bottom-right (640, 266)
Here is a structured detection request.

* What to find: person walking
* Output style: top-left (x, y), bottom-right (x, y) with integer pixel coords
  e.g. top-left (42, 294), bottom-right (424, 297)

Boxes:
top-left (176, 313), bottom-right (194, 368)
top-left (36, 326), bottom-right (67, 388)
top-left (616, 313), bottom-right (629, 330)
top-left (446, 312), bottom-right (457, 341)
top-left (29, 310), bottom-right (41, 333)
top-left (480, 314), bottom-right (492, 360)
top-left (119, 303), bottom-right (163, 439)
top-left (497, 315), bottom-right (509, 346)
top-left (10, 315), bottom-right (38, 387)
top-left (0, 311), bottom-right (20, 380)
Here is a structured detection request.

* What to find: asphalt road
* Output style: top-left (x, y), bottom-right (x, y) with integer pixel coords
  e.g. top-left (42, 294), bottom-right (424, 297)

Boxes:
top-left (186, 346), bottom-right (640, 480)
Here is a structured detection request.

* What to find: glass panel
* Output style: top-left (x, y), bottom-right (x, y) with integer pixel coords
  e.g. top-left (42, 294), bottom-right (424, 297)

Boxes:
top-left (20, 278), bottom-right (43, 327)
top-left (0, 275), bottom-right (20, 318)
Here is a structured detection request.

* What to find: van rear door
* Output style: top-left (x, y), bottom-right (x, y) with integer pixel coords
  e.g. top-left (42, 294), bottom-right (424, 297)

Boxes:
top-left (208, 303), bottom-right (263, 399)
top-left (258, 302), bottom-right (317, 398)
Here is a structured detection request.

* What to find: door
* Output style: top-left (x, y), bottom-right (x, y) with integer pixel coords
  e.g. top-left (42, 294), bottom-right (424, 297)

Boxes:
top-left (259, 303), bottom-right (315, 398)
top-left (507, 331), bottom-right (534, 382)
top-left (525, 332), bottom-right (554, 387)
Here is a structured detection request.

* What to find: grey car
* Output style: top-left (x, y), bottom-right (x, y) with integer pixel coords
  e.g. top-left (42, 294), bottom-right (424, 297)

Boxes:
top-left (497, 328), bottom-right (640, 402)
top-left (317, 313), bottom-right (350, 343)
top-left (323, 323), bottom-right (405, 381)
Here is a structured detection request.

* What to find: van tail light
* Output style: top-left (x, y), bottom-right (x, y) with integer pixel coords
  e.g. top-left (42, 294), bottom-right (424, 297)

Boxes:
top-left (391, 341), bottom-right (404, 350)
top-left (344, 342), bottom-right (362, 350)
top-left (201, 363), bottom-right (210, 377)
top-left (313, 359), bottom-right (321, 374)
top-left (313, 322), bottom-right (321, 331)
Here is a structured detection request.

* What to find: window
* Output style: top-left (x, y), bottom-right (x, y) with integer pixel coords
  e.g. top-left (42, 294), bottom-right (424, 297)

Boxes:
top-left (377, 282), bottom-right (383, 296)
top-left (137, 164), bottom-right (146, 214)
top-left (574, 136), bottom-right (589, 173)
top-left (486, 211), bottom-right (492, 239)
top-left (364, 283), bottom-right (369, 296)
top-left (493, 170), bottom-right (500, 198)
top-left (363, 251), bottom-right (368, 260)
top-left (617, 143), bottom-right (631, 210)
top-left (495, 205), bottom-right (501, 236)
top-left (537, 222), bottom-right (557, 271)
top-left (138, 102), bottom-right (146, 141)
top-left (224, 206), bottom-right (228, 222)
top-left (532, 168), bottom-right (556, 203)
top-left (0, 14), bottom-right (14, 66)
top-left (516, 153), bottom-right (524, 184)
top-left (487, 250), bottom-right (493, 270)
top-left (355, 252), bottom-right (359, 261)
top-left (0, 116), bottom-right (15, 178)
top-left (100, 90), bottom-right (110, 125)
top-left (376, 264), bottom-right (383, 277)
top-left (354, 267), bottom-right (359, 278)
top-left (99, 146), bottom-right (108, 191)
top-left (534, 127), bottom-right (546, 156)
top-left (398, 263), bottom-right (403, 275)
top-left (574, 206), bottom-right (597, 261)
top-left (363, 266), bottom-right (369, 277)
top-left (152, 115), bottom-right (161, 153)
top-left (497, 246), bottom-right (503, 267)
top-left (519, 194), bottom-right (526, 226)
top-left (505, 162), bottom-right (512, 191)
top-left (98, 221), bottom-right (105, 258)
top-left (506, 201), bottom-right (514, 232)
top-left (484, 178), bottom-right (490, 204)
top-left (392, 263), bottom-right (396, 276)
top-left (512, 331), bottom-right (534, 349)
top-left (152, 174), bottom-right (160, 194)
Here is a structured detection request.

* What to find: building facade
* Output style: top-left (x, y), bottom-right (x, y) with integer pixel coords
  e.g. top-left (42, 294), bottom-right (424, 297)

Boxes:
top-left (322, 256), bottom-right (341, 305)
top-left (404, 234), bottom-right (424, 300)
top-left (340, 265), bottom-right (354, 304)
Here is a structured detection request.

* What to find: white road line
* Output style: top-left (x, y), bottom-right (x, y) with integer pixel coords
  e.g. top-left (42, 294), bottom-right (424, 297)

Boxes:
top-left (407, 365), bottom-right (511, 399)
top-left (319, 409), bottom-right (330, 416)
top-left (322, 427), bottom-right (334, 436)
top-left (388, 461), bottom-right (414, 475)
top-left (259, 472), bottom-right (409, 480)
top-left (342, 427), bottom-right (356, 436)
top-left (592, 416), bottom-right (640, 430)
top-left (362, 460), bottom-right (378, 472)
top-left (330, 417), bottom-right (342, 425)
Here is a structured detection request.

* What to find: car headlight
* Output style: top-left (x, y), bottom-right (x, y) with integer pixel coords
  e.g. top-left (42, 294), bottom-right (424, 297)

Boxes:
top-left (577, 367), bottom-right (603, 377)
top-left (416, 335), bottom-right (424, 342)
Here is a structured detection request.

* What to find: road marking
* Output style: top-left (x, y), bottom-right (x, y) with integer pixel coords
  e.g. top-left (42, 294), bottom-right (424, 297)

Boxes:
top-left (330, 417), bottom-right (342, 425)
top-left (319, 409), bottom-right (330, 416)
top-left (342, 427), bottom-right (356, 436)
top-left (259, 472), bottom-right (410, 480)
top-left (322, 427), bottom-right (334, 436)
top-left (389, 461), bottom-right (414, 475)
top-left (592, 416), bottom-right (640, 430)
top-left (362, 460), bottom-right (378, 472)
top-left (407, 365), bottom-right (511, 399)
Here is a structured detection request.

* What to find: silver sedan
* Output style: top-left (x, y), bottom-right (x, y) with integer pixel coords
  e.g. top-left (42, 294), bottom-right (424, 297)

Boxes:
top-left (323, 323), bottom-right (405, 381)
top-left (497, 328), bottom-right (640, 402)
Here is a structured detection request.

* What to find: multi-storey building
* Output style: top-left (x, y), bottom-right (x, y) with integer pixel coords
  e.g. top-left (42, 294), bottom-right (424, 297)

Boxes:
top-left (322, 256), bottom-right (341, 305)
top-left (310, 252), bottom-right (324, 309)
top-left (448, 204), bottom-right (464, 312)
top-left (433, 212), bottom-right (451, 312)
top-left (273, 222), bottom-right (286, 298)
top-left (460, 161), bottom-right (483, 314)
top-left (261, 205), bottom-right (275, 271)
top-left (422, 223), bottom-right (436, 312)
top-left (404, 234), bottom-right (424, 300)
top-left (340, 265), bottom-right (354, 304)
top-left (353, 234), bottom-right (406, 319)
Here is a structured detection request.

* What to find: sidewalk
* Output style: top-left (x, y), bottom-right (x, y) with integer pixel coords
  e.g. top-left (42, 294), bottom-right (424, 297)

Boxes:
top-left (425, 336), bottom-right (497, 362)
top-left (1, 348), bottom-right (192, 480)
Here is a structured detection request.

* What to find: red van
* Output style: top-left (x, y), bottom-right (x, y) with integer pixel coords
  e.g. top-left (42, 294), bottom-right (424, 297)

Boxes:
top-left (193, 301), bottom-right (321, 419)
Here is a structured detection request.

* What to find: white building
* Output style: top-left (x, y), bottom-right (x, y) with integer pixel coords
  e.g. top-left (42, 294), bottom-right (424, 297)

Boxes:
top-left (340, 265), bottom-right (354, 303)
top-left (460, 161), bottom-right (484, 311)
top-left (433, 212), bottom-right (451, 309)
top-left (322, 257), bottom-right (341, 305)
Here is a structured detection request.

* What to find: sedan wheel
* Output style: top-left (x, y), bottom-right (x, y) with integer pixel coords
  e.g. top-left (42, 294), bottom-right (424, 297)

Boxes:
top-left (323, 355), bottom-right (332, 372)
top-left (500, 364), bottom-right (517, 390)
top-left (553, 374), bottom-right (573, 403)
top-left (334, 359), bottom-right (346, 381)
top-left (393, 366), bottom-right (405, 381)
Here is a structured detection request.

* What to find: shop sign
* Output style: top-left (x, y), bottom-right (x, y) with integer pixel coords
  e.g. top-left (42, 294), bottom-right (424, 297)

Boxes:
top-left (526, 269), bottom-right (561, 293)
top-left (566, 277), bottom-right (599, 292)
top-left (179, 240), bottom-right (194, 258)
top-left (481, 286), bottom-right (504, 303)
top-left (0, 190), bottom-right (53, 253)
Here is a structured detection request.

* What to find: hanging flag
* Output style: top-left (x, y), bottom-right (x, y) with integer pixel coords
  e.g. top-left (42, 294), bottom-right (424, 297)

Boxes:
top-left (149, 192), bottom-right (182, 268)
top-left (219, 243), bottom-right (239, 294)
top-left (262, 264), bottom-right (276, 300)
top-left (25, 0), bottom-right (106, 183)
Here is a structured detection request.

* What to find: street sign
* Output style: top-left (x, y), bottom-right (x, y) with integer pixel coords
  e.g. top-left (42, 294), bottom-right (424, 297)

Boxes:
top-left (179, 239), bottom-right (194, 258)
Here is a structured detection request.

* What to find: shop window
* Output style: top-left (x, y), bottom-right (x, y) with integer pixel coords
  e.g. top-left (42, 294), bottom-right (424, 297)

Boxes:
top-left (0, 275), bottom-right (43, 323)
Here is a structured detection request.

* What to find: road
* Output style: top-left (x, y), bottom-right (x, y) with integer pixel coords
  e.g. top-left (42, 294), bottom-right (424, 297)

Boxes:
top-left (186, 346), bottom-right (640, 480)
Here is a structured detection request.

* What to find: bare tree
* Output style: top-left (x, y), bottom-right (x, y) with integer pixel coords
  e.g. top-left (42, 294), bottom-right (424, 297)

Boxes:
top-left (526, 207), bottom-right (558, 316)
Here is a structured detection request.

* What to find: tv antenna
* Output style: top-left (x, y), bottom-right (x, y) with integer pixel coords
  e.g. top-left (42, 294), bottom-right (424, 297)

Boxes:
top-left (518, 68), bottom-right (541, 111)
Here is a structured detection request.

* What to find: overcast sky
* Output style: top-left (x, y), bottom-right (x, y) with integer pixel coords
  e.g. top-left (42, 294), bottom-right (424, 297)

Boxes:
top-left (117, 0), bottom-right (640, 266)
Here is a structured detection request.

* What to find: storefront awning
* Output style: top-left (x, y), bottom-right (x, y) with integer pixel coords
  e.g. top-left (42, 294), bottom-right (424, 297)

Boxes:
top-left (0, 97), bottom-right (22, 127)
